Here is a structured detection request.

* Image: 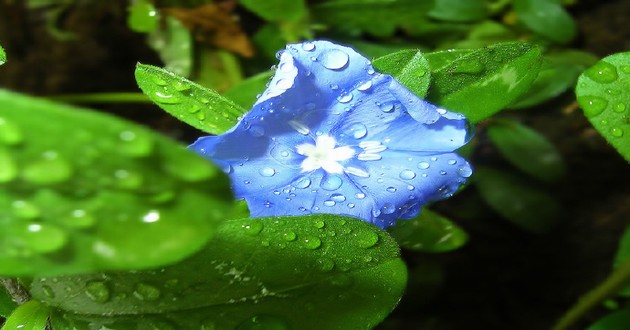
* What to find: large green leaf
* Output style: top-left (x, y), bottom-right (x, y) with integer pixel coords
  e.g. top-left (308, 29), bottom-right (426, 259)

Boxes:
top-left (0, 90), bottom-right (233, 276)
top-left (135, 63), bottom-right (245, 135)
top-left (487, 119), bottom-right (566, 182)
top-left (475, 167), bottom-right (561, 234)
top-left (2, 300), bottom-right (50, 330)
top-left (426, 42), bottom-right (542, 123)
top-left (0, 286), bottom-right (17, 317)
top-left (514, 0), bottom-right (576, 44)
top-left (428, 0), bottom-right (487, 22)
top-left (388, 208), bottom-right (468, 252)
top-left (31, 215), bottom-right (407, 329)
top-left (575, 52), bottom-right (630, 162)
top-left (373, 49), bottom-right (432, 98)
top-left (587, 308), bottom-right (630, 330)
top-left (240, 0), bottom-right (306, 21)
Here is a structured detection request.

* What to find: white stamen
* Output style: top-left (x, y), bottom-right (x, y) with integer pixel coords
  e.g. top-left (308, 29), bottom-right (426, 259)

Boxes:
top-left (296, 135), bottom-right (355, 174)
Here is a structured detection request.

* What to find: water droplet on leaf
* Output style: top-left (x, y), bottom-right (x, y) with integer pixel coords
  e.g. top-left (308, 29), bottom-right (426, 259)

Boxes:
top-left (303, 237), bottom-right (322, 249)
top-left (585, 61), bottom-right (618, 83)
top-left (0, 117), bottom-right (23, 145)
top-left (133, 283), bottom-right (161, 301)
top-left (22, 152), bottom-right (73, 185)
top-left (354, 229), bottom-right (379, 248)
top-left (85, 281), bottom-right (110, 303)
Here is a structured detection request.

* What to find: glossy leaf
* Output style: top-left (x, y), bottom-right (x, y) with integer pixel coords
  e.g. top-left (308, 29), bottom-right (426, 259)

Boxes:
top-left (575, 52), bottom-right (630, 162)
top-left (388, 208), bottom-right (468, 252)
top-left (135, 63), bottom-right (245, 135)
top-left (32, 215), bottom-right (407, 329)
top-left (373, 49), bottom-right (432, 98)
top-left (240, 0), bottom-right (306, 21)
top-left (147, 16), bottom-right (193, 77)
top-left (487, 119), bottom-right (566, 182)
top-left (447, 21), bottom-right (516, 49)
top-left (514, 0), bottom-right (576, 44)
top-left (0, 90), bottom-right (233, 276)
top-left (2, 300), bottom-right (50, 330)
top-left (0, 44), bottom-right (5, 66)
top-left (475, 167), bottom-right (561, 234)
top-left (587, 308), bottom-right (630, 330)
top-left (426, 42), bottom-right (542, 123)
top-left (0, 287), bottom-right (17, 317)
top-left (127, 0), bottom-right (159, 33)
top-left (223, 71), bottom-right (273, 109)
top-left (428, 0), bottom-right (488, 22)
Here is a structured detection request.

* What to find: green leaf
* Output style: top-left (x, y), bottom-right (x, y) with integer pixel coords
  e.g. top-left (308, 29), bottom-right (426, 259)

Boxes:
top-left (135, 63), bottom-right (245, 135)
top-left (240, 0), bottom-right (306, 22)
top-left (388, 208), bottom-right (468, 252)
top-left (575, 52), bottom-right (630, 162)
top-left (425, 42), bottom-right (541, 123)
top-left (475, 167), bottom-right (561, 234)
top-left (428, 0), bottom-right (488, 22)
top-left (0, 90), bottom-right (233, 276)
top-left (147, 16), bottom-right (193, 77)
top-left (613, 227), bottom-right (630, 296)
top-left (32, 215), bottom-right (407, 329)
top-left (487, 119), bottom-right (566, 182)
top-left (587, 308), bottom-right (630, 330)
top-left (127, 0), bottom-right (159, 33)
top-left (373, 50), bottom-right (432, 98)
top-left (223, 71), bottom-right (273, 110)
top-left (445, 21), bottom-right (516, 49)
top-left (426, 42), bottom-right (542, 123)
top-left (0, 44), bottom-right (5, 66)
top-left (514, 0), bottom-right (577, 44)
top-left (0, 286), bottom-right (17, 317)
top-left (2, 300), bottom-right (50, 330)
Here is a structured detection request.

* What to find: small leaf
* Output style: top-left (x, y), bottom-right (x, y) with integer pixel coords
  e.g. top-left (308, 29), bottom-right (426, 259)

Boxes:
top-left (575, 52), bottom-right (630, 162)
top-left (388, 208), bottom-right (468, 252)
top-left (587, 308), bottom-right (630, 330)
top-left (0, 44), bottom-right (6, 66)
top-left (33, 215), bottom-right (407, 329)
top-left (224, 71), bottom-right (273, 109)
top-left (475, 167), bottom-right (561, 234)
top-left (2, 300), bottom-right (50, 330)
top-left (428, 0), bottom-right (488, 22)
top-left (373, 49), bottom-right (432, 98)
top-left (147, 16), bottom-right (193, 77)
top-left (127, 0), bottom-right (159, 33)
top-left (426, 42), bottom-right (542, 123)
top-left (514, 0), bottom-right (577, 44)
top-left (487, 119), bottom-right (566, 182)
top-left (135, 63), bottom-right (245, 135)
top-left (0, 286), bottom-right (17, 317)
top-left (0, 90), bottom-right (233, 276)
top-left (240, 0), bottom-right (307, 22)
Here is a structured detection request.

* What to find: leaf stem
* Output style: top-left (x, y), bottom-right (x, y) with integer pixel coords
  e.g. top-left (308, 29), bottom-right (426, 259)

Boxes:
top-left (552, 259), bottom-right (630, 330)
top-left (48, 92), bottom-right (151, 104)
top-left (0, 278), bottom-right (30, 305)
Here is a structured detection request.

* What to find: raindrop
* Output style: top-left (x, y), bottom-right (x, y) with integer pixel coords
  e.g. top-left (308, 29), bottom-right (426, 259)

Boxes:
top-left (399, 170), bottom-right (416, 180)
top-left (610, 127), bottom-right (624, 138)
top-left (447, 159), bottom-right (457, 165)
top-left (85, 281), bottom-right (110, 303)
top-left (579, 96), bottom-right (608, 117)
top-left (386, 187), bottom-right (397, 193)
top-left (440, 170), bottom-right (447, 175)
top-left (621, 65), bottom-right (630, 74)
top-left (380, 203), bottom-right (396, 215)
top-left (379, 103), bottom-right (395, 113)
top-left (294, 176), bottom-right (312, 189)
top-left (459, 166), bottom-right (473, 178)
top-left (431, 156), bottom-right (438, 161)
top-left (42, 285), bottom-right (55, 298)
top-left (133, 283), bottom-right (161, 301)
top-left (613, 103), bottom-right (626, 113)
top-left (0, 147), bottom-right (17, 183)
top-left (22, 151), bottom-right (73, 185)
top-left (174, 82), bottom-right (190, 92)
top-left (154, 91), bottom-right (179, 104)
top-left (118, 129), bottom-right (154, 157)
top-left (258, 167), bottom-right (276, 177)
top-left (348, 203), bottom-right (355, 208)
top-left (152, 77), bottom-right (168, 86)
top-left (0, 117), bottom-right (23, 145)
top-left (355, 193), bottom-right (366, 199)
top-left (321, 175), bottom-right (343, 190)
top-left (313, 219), bottom-right (326, 229)
top-left (242, 222), bottom-right (263, 235)
top-left (303, 237), bottom-right (322, 249)
top-left (330, 193), bottom-right (346, 202)
top-left (188, 105), bottom-right (201, 113)
top-left (407, 185), bottom-right (415, 191)
top-left (323, 200), bottom-right (336, 207)
top-left (337, 93), bottom-right (353, 103)
top-left (346, 123), bottom-right (367, 139)
top-left (585, 61), bottom-right (618, 83)
top-left (302, 42), bottom-right (315, 51)
top-left (283, 231), bottom-right (297, 241)
top-left (316, 258), bottom-right (335, 272)
top-left (418, 162), bottom-right (430, 169)
top-left (354, 229), bottom-right (379, 248)
top-left (318, 49), bottom-right (350, 70)
top-left (61, 209), bottom-right (96, 229)
top-left (276, 78), bottom-right (293, 90)
top-left (248, 125), bottom-right (265, 137)
top-left (357, 80), bottom-right (372, 91)
top-left (113, 169), bottom-right (143, 189)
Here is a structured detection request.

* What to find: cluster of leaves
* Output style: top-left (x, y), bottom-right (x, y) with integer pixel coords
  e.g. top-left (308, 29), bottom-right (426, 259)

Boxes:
top-left (1, 0), bottom-right (629, 329)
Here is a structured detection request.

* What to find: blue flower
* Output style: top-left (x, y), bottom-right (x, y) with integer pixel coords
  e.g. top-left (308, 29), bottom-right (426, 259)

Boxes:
top-left (190, 40), bottom-right (472, 228)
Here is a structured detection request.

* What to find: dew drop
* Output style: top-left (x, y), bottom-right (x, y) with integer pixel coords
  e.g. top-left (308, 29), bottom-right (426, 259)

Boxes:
top-left (355, 193), bottom-right (366, 199)
top-left (357, 80), bottom-right (372, 91)
top-left (447, 159), bottom-right (457, 165)
top-left (22, 151), bottom-right (73, 185)
top-left (347, 123), bottom-right (367, 139)
top-left (318, 49), bottom-right (349, 70)
top-left (613, 103), bottom-right (626, 113)
top-left (113, 169), bottom-right (144, 189)
top-left (133, 283), bottom-right (161, 301)
top-left (188, 104), bottom-right (201, 113)
top-left (621, 65), bottom-right (630, 74)
top-left (354, 229), bottom-right (379, 248)
top-left (0, 117), bottom-right (23, 145)
top-left (85, 281), bottom-right (110, 303)
top-left (154, 91), bottom-right (179, 104)
top-left (242, 222), bottom-right (263, 235)
top-left (258, 167), bottom-right (276, 177)
top-left (282, 231), bottom-right (297, 241)
top-left (294, 176), bottom-right (312, 189)
top-left (337, 93), bottom-right (353, 103)
top-left (316, 258), bottom-right (335, 272)
top-left (610, 127), bottom-right (624, 137)
top-left (330, 193), bottom-right (346, 202)
top-left (399, 170), bottom-right (416, 180)
top-left (579, 95), bottom-right (609, 117)
top-left (380, 203), bottom-right (396, 215)
top-left (303, 236), bottom-right (322, 249)
top-left (42, 285), bottom-right (55, 298)
top-left (585, 61), bottom-right (619, 83)
top-left (118, 129), bottom-right (154, 157)
top-left (276, 78), bottom-right (293, 90)
top-left (321, 175), bottom-right (343, 190)
top-left (302, 42), bottom-right (315, 51)
top-left (323, 200), bottom-right (336, 207)
top-left (348, 203), bottom-right (355, 208)
top-left (0, 147), bottom-right (18, 183)
top-left (386, 187), bottom-right (397, 193)
top-left (379, 102), bottom-right (395, 113)
top-left (418, 162), bottom-right (430, 169)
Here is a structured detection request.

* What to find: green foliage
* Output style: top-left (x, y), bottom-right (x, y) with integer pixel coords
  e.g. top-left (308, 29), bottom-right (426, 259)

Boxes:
top-left (147, 16), bottom-right (193, 77)
top-left (373, 50), bottom-right (432, 98)
top-left (614, 227), bottom-right (630, 296)
top-left (240, 0), bottom-right (307, 22)
top-left (31, 215), bottom-right (407, 329)
top-left (0, 287), bottom-right (17, 318)
top-left (575, 52), bottom-right (630, 162)
top-left (0, 90), bottom-right (232, 276)
top-left (487, 119), bottom-right (566, 182)
top-left (127, 0), bottom-right (159, 33)
top-left (135, 63), bottom-right (245, 135)
top-left (587, 308), bottom-right (630, 330)
top-left (0, 44), bottom-right (5, 66)
top-left (388, 208), bottom-right (468, 252)
top-left (514, 0), bottom-right (577, 44)
top-left (224, 71), bottom-right (273, 109)
top-left (475, 167), bottom-right (561, 234)
top-left (428, 0), bottom-right (488, 22)
top-left (2, 299), bottom-right (50, 330)
top-left (426, 42), bottom-right (542, 123)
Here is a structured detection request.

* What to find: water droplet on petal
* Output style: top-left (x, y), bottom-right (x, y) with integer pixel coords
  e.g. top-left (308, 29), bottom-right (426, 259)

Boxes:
top-left (447, 159), bottom-right (457, 165)
top-left (386, 187), bottom-right (397, 193)
top-left (318, 49), bottom-right (349, 70)
top-left (302, 42), bottom-right (315, 51)
top-left (399, 170), bottom-right (416, 180)
top-left (459, 165), bottom-right (473, 178)
top-left (321, 175), bottom-right (343, 190)
top-left (585, 61), bottom-right (618, 83)
top-left (355, 193), bottom-right (366, 199)
top-left (293, 176), bottom-right (311, 189)
top-left (330, 193), bottom-right (346, 202)
top-left (379, 103), bottom-right (394, 113)
top-left (0, 117), bottom-right (23, 145)
top-left (348, 203), bottom-right (355, 208)
top-left (346, 123), bottom-right (367, 139)
top-left (134, 283), bottom-right (161, 301)
top-left (337, 93), bottom-right (353, 103)
top-left (357, 80), bottom-right (372, 91)
top-left (85, 281), bottom-right (110, 303)
top-left (276, 78), bottom-right (293, 90)
top-left (380, 203), bottom-right (396, 215)
top-left (417, 161), bottom-right (430, 170)
top-left (323, 200), bottom-right (336, 207)
top-left (258, 167), bottom-right (276, 177)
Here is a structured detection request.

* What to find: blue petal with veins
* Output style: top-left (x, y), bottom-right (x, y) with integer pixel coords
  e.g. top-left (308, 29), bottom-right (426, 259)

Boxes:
top-left (190, 40), bottom-right (473, 229)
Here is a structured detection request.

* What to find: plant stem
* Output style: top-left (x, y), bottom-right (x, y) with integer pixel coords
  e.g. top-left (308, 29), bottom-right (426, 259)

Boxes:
top-left (48, 92), bottom-right (150, 104)
top-left (0, 278), bottom-right (30, 305)
top-left (552, 259), bottom-right (630, 330)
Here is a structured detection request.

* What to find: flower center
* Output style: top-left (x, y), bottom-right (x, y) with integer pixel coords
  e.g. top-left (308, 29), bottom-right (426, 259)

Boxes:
top-left (296, 135), bottom-right (355, 174)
